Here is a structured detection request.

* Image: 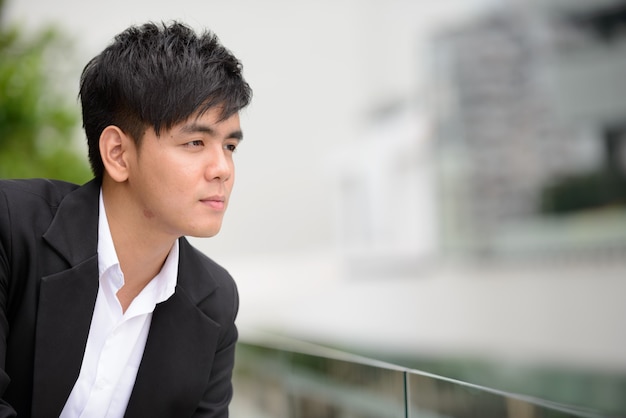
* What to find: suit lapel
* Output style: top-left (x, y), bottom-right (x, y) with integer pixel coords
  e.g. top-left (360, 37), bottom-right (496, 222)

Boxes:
top-left (31, 180), bottom-right (101, 418)
top-left (124, 239), bottom-right (220, 418)
top-left (32, 257), bottom-right (99, 417)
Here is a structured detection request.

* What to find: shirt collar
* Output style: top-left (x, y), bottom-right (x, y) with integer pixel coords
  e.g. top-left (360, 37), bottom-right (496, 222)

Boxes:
top-left (98, 190), bottom-right (120, 279)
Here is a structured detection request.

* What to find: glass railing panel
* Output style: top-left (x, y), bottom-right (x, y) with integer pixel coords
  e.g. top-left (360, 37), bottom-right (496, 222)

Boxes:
top-left (285, 350), bottom-right (406, 417)
top-left (232, 339), bottom-right (407, 418)
top-left (231, 333), bottom-right (610, 418)
top-left (407, 370), bottom-right (606, 418)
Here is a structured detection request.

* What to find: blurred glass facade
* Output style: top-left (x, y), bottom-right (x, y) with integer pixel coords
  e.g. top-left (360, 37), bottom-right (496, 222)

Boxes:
top-left (432, 0), bottom-right (626, 260)
top-left (332, 0), bottom-right (626, 265)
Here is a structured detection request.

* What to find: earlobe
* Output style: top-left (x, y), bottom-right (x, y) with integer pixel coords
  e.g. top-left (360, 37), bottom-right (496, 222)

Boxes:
top-left (100, 126), bottom-right (130, 182)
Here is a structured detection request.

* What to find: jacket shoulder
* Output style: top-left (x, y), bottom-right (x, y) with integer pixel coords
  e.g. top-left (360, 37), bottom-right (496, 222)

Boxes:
top-left (181, 239), bottom-right (235, 285)
top-left (178, 239), bottom-right (239, 321)
top-left (0, 179), bottom-right (79, 209)
top-left (0, 179), bottom-right (83, 269)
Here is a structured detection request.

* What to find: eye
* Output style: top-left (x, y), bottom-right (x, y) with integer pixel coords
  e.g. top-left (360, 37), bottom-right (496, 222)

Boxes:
top-left (184, 140), bottom-right (204, 148)
top-left (224, 143), bottom-right (238, 153)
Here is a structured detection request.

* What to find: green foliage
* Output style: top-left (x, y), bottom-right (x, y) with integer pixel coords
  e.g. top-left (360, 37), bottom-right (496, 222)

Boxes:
top-left (539, 168), bottom-right (626, 214)
top-left (0, 23), bottom-right (91, 182)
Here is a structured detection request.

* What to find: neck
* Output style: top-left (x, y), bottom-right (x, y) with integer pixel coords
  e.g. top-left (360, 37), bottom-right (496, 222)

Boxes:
top-left (101, 177), bottom-right (177, 311)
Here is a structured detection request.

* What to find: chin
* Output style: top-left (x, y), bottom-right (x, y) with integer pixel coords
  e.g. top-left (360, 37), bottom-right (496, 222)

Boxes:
top-left (188, 225), bottom-right (222, 238)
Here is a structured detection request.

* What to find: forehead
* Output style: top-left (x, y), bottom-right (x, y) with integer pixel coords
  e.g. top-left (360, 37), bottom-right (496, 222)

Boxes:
top-left (173, 109), bottom-right (242, 138)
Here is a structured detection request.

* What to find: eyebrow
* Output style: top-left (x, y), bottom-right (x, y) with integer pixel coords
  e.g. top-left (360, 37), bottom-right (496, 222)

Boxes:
top-left (180, 122), bottom-right (243, 141)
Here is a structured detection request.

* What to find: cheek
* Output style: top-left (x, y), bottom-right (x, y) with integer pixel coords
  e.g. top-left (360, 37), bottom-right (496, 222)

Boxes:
top-left (152, 156), bottom-right (195, 188)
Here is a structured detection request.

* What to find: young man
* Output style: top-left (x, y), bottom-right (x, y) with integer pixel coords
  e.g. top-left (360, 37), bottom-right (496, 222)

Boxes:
top-left (0, 21), bottom-right (252, 417)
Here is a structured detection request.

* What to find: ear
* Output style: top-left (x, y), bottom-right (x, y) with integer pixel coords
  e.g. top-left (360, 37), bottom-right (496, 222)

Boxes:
top-left (99, 125), bottom-right (133, 183)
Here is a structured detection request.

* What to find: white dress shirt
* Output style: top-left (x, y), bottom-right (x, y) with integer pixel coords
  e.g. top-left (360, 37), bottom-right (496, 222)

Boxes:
top-left (60, 191), bottom-right (178, 418)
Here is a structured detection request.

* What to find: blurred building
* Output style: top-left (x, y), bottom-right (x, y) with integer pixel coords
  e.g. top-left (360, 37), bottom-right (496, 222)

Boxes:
top-left (332, 0), bottom-right (626, 276)
top-left (432, 0), bottom-right (626, 261)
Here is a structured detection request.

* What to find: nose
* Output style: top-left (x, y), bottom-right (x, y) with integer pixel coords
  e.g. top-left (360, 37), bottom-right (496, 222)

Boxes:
top-left (205, 145), bottom-right (232, 182)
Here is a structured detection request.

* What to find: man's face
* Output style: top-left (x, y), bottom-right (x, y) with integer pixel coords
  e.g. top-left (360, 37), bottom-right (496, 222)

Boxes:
top-left (126, 107), bottom-right (242, 239)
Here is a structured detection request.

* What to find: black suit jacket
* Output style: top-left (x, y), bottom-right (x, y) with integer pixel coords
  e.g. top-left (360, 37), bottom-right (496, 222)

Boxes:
top-left (0, 179), bottom-right (239, 417)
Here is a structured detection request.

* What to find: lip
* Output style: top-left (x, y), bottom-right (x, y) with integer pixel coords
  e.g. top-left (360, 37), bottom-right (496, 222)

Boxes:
top-left (200, 195), bottom-right (226, 210)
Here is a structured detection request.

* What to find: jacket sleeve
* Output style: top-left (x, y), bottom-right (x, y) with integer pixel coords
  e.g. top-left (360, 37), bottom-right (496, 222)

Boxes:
top-left (194, 278), bottom-right (239, 417)
top-left (0, 187), bottom-right (18, 417)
